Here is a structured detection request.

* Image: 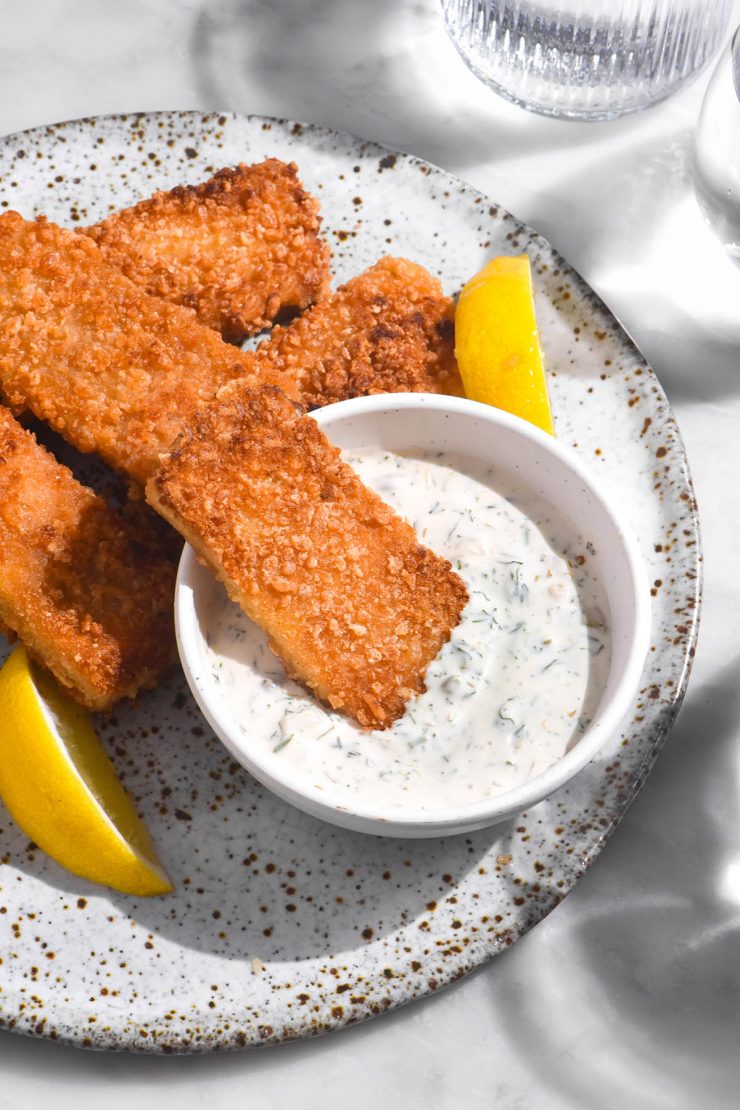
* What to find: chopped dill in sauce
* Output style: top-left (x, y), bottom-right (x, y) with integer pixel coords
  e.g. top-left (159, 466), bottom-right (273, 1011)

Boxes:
top-left (202, 448), bottom-right (611, 810)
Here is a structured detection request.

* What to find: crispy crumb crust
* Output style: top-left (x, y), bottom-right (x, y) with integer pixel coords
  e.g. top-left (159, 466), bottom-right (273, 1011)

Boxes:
top-left (83, 160), bottom-right (332, 341)
top-left (0, 407), bottom-right (177, 710)
top-left (0, 216), bottom-right (459, 495)
top-left (0, 221), bottom-right (460, 486)
top-left (242, 256), bottom-right (463, 407)
top-left (0, 212), bottom-right (262, 485)
top-left (147, 385), bottom-right (468, 729)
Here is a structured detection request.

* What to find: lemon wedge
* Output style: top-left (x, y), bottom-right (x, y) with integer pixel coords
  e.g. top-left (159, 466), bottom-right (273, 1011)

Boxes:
top-left (0, 644), bottom-right (172, 896)
top-left (455, 254), bottom-right (554, 435)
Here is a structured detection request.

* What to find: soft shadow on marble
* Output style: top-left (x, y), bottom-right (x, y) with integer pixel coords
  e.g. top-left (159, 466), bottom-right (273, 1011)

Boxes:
top-left (488, 653), bottom-right (740, 1109)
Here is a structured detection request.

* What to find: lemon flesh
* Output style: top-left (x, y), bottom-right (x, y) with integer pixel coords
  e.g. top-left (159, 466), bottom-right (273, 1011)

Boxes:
top-left (0, 645), bottom-right (172, 896)
top-left (455, 254), bottom-right (554, 435)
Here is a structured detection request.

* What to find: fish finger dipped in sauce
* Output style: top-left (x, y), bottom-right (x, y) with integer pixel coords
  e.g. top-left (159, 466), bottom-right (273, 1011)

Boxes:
top-left (146, 384), bottom-right (468, 729)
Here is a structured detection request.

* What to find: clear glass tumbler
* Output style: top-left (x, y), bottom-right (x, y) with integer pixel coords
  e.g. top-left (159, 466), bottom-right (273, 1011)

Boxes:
top-left (694, 25), bottom-right (740, 264)
top-left (441, 0), bottom-right (732, 120)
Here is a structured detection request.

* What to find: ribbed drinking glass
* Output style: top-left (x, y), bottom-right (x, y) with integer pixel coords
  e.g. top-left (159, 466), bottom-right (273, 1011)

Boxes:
top-left (442, 0), bottom-right (732, 120)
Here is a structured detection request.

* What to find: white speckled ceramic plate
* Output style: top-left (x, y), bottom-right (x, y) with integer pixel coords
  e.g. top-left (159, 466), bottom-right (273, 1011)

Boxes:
top-left (0, 112), bottom-right (701, 1053)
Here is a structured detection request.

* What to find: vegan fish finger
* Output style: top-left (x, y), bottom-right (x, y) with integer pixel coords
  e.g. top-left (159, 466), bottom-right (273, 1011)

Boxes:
top-left (146, 384), bottom-right (468, 729)
top-left (241, 256), bottom-right (464, 407)
top-left (83, 160), bottom-right (331, 342)
top-left (0, 212), bottom-right (262, 485)
top-left (0, 407), bottom-right (176, 710)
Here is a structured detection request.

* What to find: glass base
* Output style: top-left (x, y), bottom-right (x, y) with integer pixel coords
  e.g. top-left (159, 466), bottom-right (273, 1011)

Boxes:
top-left (458, 50), bottom-right (701, 121)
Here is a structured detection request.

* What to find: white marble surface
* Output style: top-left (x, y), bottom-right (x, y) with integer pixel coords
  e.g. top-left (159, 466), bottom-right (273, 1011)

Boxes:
top-left (2, 1), bottom-right (740, 1106)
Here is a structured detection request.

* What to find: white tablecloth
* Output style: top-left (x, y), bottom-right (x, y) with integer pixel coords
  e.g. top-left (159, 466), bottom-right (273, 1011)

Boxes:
top-left (2, 2), bottom-right (740, 1106)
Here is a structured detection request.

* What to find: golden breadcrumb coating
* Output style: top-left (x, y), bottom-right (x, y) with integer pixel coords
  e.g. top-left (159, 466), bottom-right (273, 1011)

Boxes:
top-left (0, 212), bottom-right (259, 486)
top-left (0, 407), bottom-right (177, 710)
top-left (0, 218), bottom-right (459, 489)
top-left (241, 256), bottom-right (463, 407)
top-left (147, 385), bottom-right (468, 729)
top-left (83, 160), bottom-right (331, 341)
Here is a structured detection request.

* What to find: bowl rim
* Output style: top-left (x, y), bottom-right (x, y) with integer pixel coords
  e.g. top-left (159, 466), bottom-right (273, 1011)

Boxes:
top-left (175, 393), bottom-right (652, 833)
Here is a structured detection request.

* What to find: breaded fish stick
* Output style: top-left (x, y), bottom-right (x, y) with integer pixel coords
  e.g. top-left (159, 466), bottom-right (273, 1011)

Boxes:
top-left (147, 385), bottom-right (468, 729)
top-left (0, 407), bottom-right (176, 710)
top-left (0, 219), bottom-right (459, 486)
top-left (241, 256), bottom-right (464, 407)
top-left (83, 160), bottom-right (331, 341)
top-left (0, 212), bottom-right (260, 486)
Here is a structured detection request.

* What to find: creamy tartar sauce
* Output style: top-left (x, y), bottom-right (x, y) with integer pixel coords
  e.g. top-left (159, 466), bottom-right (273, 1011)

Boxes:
top-left (203, 448), bottom-right (611, 811)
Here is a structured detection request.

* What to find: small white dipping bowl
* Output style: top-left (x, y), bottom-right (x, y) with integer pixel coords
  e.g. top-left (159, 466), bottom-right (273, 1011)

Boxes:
top-left (175, 394), bottom-right (650, 838)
